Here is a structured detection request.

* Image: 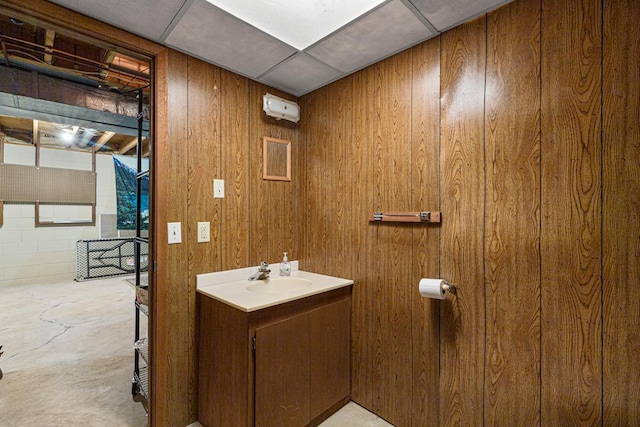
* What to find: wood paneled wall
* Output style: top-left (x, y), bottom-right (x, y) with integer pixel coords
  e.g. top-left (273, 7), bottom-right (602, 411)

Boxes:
top-left (602, 0), bottom-right (640, 422)
top-left (541, 0), bottom-right (602, 424)
top-left (300, 0), bottom-right (640, 425)
top-left (7, 0), bottom-right (639, 425)
top-left (485, 0), bottom-right (541, 424)
top-left (160, 52), bottom-right (302, 424)
top-left (439, 16), bottom-right (487, 426)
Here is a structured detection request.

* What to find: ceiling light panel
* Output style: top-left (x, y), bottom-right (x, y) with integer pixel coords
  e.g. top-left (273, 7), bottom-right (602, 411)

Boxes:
top-left (307, 0), bottom-right (435, 73)
top-left (205, 0), bottom-right (386, 50)
top-left (165, 0), bottom-right (297, 78)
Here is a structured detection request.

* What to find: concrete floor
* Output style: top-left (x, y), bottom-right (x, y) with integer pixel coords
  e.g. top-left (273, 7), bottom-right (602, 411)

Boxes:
top-left (0, 276), bottom-right (392, 426)
top-left (0, 276), bottom-right (148, 426)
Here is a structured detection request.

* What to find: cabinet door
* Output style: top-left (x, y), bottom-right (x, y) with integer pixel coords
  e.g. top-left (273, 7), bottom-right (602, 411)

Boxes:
top-left (309, 298), bottom-right (351, 420)
top-left (255, 312), bottom-right (310, 427)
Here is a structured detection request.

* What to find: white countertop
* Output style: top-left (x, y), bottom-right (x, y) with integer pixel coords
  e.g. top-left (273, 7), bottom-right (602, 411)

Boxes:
top-left (196, 262), bottom-right (353, 312)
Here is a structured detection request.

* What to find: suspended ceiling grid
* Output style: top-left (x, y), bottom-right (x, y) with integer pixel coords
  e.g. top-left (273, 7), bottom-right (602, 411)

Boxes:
top-left (46, 0), bottom-right (514, 97)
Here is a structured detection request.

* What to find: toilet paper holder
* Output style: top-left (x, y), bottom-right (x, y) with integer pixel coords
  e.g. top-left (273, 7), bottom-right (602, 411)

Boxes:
top-left (442, 281), bottom-right (457, 294)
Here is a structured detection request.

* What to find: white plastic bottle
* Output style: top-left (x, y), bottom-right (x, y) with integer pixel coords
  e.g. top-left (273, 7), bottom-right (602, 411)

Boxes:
top-left (279, 252), bottom-right (291, 276)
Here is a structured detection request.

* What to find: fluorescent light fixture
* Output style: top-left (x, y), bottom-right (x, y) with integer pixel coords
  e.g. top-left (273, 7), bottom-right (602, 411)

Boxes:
top-left (205, 0), bottom-right (386, 50)
top-left (263, 93), bottom-right (300, 123)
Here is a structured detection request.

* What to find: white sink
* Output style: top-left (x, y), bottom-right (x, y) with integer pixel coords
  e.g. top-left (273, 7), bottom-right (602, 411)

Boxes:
top-left (246, 277), bottom-right (313, 295)
top-left (197, 267), bottom-right (353, 312)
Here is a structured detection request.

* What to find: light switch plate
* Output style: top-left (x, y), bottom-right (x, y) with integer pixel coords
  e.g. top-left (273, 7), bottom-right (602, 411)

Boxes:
top-left (197, 221), bottom-right (210, 243)
top-left (213, 179), bottom-right (224, 198)
top-left (168, 222), bottom-right (182, 244)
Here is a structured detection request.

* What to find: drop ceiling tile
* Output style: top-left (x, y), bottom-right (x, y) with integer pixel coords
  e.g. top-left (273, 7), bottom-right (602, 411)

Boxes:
top-left (409, 0), bottom-right (512, 31)
top-left (205, 0), bottom-right (386, 50)
top-left (164, 0), bottom-right (297, 79)
top-left (307, 0), bottom-right (435, 74)
top-left (259, 54), bottom-right (343, 97)
top-left (47, 0), bottom-right (186, 40)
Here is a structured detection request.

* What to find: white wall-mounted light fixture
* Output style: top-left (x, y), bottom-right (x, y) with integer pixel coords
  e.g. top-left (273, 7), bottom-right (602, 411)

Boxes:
top-left (263, 93), bottom-right (300, 123)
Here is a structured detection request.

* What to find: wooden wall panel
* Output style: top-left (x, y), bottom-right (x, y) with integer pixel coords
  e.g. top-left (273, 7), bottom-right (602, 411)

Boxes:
top-left (248, 82), bottom-right (270, 265)
top-left (484, 1), bottom-right (541, 424)
top-left (603, 0), bottom-right (640, 424)
top-left (162, 49), bottom-right (191, 425)
top-left (439, 16), bottom-right (486, 426)
top-left (410, 37), bottom-right (441, 427)
top-left (221, 70), bottom-right (250, 270)
top-left (187, 57), bottom-right (221, 419)
top-left (287, 104), bottom-right (303, 266)
top-left (541, 0), bottom-right (602, 424)
top-left (324, 78), bottom-right (349, 279)
top-left (301, 88), bottom-right (328, 273)
top-left (188, 57), bottom-right (220, 275)
top-left (346, 67), bottom-right (375, 410)
top-left (267, 140), bottom-right (299, 265)
top-left (369, 51), bottom-right (414, 426)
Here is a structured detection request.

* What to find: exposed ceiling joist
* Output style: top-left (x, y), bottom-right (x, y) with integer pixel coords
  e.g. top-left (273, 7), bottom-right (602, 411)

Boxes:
top-left (44, 29), bottom-right (55, 64)
top-left (119, 136), bottom-right (139, 154)
top-left (0, 14), bottom-right (150, 95)
top-left (0, 13), bottom-right (151, 156)
top-left (93, 130), bottom-right (115, 151)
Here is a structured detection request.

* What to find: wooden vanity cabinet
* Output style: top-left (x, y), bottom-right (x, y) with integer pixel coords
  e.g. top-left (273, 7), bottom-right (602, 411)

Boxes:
top-left (198, 286), bottom-right (351, 427)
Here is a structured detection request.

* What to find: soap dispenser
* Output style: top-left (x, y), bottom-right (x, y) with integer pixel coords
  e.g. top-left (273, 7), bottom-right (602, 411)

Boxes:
top-left (279, 252), bottom-right (291, 276)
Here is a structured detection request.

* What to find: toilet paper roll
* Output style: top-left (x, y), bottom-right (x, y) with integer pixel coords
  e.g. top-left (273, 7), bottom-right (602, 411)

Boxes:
top-left (419, 278), bottom-right (448, 300)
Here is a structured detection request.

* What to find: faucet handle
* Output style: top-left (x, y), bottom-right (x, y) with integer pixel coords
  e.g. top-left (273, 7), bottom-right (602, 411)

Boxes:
top-left (259, 261), bottom-right (270, 272)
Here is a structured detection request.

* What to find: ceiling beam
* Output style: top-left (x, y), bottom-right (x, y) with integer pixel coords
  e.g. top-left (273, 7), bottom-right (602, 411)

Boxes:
top-left (101, 50), bottom-right (117, 79)
top-left (44, 29), bottom-right (55, 64)
top-left (119, 136), bottom-right (143, 155)
top-left (93, 130), bottom-right (115, 151)
top-left (0, 91), bottom-right (146, 137)
top-left (0, 66), bottom-right (140, 118)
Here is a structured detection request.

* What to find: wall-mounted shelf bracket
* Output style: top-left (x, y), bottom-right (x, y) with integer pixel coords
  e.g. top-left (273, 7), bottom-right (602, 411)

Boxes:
top-left (369, 211), bottom-right (441, 223)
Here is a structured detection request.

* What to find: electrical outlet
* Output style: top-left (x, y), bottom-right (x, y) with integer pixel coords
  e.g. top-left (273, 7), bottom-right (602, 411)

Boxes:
top-left (197, 221), bottom-right (210, 243)
top-left (213, 179), bottom-right (225, 198)
top-left (168, 222), bottom-right (181, 244)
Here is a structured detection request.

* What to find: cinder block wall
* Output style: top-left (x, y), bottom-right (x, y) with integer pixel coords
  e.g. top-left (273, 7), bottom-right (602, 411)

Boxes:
top-left (0, 144), bottom-right (116, 283)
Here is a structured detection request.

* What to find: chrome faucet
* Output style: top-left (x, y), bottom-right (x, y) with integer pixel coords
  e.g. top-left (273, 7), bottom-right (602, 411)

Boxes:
top-left (248, 261), bottom-right (271, 281)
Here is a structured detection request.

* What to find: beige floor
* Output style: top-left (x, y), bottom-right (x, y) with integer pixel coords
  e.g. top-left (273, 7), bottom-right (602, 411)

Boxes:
top-left (319, 401), bottom-right (393, 426)
top-left (0, 276), bottom-right (391, 426)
